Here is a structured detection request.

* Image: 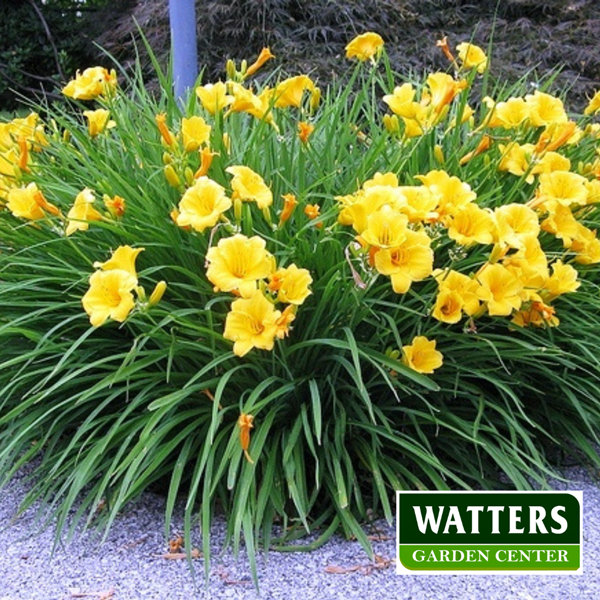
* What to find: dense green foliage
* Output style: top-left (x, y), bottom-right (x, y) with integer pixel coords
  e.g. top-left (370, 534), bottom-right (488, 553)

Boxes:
top-left (1, 36), bottom-right (600, 588)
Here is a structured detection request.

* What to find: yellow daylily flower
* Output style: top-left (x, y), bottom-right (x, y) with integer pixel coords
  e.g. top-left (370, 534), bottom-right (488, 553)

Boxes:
top-left (66, 188), bottom-right (103, 236)
top-left (226, 165), bottom-right (273, 209)
top-left (83, 109), bottom-right (115, 138)
top-left (432, 270), bottom-right (480, 323)
top-left (7, 182), bottom-right (59, 221)
top-left (224, 291), bottom-right (281, 357)
top-left (534, 170), bottom-right (589, 211)
top-left (584, 89), bottom-right (600, 116)
top-left (345, 32), bottom-right (384, 62)
top-left (525, 91), bottom-right (568, 128)
top-left (374, 230), bottom-right (434, 294)
top-left (446, 204), bottom-right (496, 246)
top-left (62, 66), bottom-right (117, 100)
top-left (181, 116), bottom-right (211, 152)
top-left (206, 234), bottom-right (276, 297)
top-left (268, 264), bottom-right (313, 305)
top-left (494, 203), bottom-right (540, 249)
top-left (416, 170), bottom-right (476, 219)
top-left (82, 269), bottom-right (137, 327)
top-left (571, 225), bottom-right (600, 265)
top-left (544, 260), bottom-right (580, 299)
top-left (176, 176), bottom-right (232, 232)
top-left (456, 42), bottom-right (488, 73)
top-left (484, 96), bottom-right (530, 129)
top-left (227, 82), bottom-right (276, 127)
top-left (269, 75), bottom-right (315, 108)
top-left (93, 245), bottom-right (144, 280)
top-left (196, 82), bottom-right (234, 115)
top-left (360, 204), bottom-right (409, 249)
top-left (401, 336), bottom-right (443, 374)
top-left (476, 263), bottom-right (523, 316)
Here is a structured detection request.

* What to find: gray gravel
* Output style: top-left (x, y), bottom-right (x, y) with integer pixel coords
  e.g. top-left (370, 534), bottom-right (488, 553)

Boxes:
top-left (1, 464), bottom-right (599, 600)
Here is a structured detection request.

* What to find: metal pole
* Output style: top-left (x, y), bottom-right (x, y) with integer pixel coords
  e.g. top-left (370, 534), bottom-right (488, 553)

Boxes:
top-left (169, 0), bottom-right (198, 101)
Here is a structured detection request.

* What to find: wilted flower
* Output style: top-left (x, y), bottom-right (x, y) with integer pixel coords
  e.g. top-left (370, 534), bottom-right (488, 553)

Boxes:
top-left (237, 413), bottom-right (255, 463)
top-left (297, 121), bottom-right (315, 144)
top-left (245, 47), bottom-right (275, 78)
top-left (103, 194), bottom-right (126, 218)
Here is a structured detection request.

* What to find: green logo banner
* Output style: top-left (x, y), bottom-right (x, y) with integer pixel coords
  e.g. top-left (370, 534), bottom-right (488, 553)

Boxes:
top-left (397, 491), bottom-right (582, 574)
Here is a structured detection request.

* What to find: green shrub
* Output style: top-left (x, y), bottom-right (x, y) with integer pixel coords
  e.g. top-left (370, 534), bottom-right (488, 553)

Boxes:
top-left (1, 36), bottom-right (600, 585)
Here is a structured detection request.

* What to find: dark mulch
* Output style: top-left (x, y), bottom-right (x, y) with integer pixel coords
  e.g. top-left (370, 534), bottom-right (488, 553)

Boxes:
top-left (96, 0), bottom-right (599, 112)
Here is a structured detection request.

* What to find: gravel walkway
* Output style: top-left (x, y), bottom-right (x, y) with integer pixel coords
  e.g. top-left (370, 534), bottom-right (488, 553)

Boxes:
top-left (1, 464), bottom-right (598, 599)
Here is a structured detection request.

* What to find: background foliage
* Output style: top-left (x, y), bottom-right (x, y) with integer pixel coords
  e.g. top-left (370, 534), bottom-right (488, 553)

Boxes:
top-left (1, 0), bottom-right (599, 112)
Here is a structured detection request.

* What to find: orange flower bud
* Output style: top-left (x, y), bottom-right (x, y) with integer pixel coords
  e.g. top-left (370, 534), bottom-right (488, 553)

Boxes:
top-left (17, 136), bottom-right (29, 172)
top-left (279, 193), bottom-right (298, 226)
top-left (155, 113), bottom-right (176, 147)
top-left (194, 147), bottom-right (218, 179)
top-left (238, 413), bottom-right (254, 463)
top-left (245, 47), bottom-right (275, 78)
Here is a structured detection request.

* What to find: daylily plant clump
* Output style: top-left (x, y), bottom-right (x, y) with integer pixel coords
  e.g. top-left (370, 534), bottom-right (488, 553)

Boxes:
top-left (2, 35), bottom-right (600, 577)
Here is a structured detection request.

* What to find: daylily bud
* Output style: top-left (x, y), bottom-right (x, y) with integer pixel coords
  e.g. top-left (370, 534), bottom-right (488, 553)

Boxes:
top-left (238, 413), bottom-right (254, 463)
top-left (226, 59), bottom-right (237, 81)
top-left (383, 114), bottom-right (400, 134)
top-left (164, 164), bottom-right (181, 188)
top-left (433, 144), bottom-right (445, 164)
top-left (194, 147), bottom-right (217, 179)
top-left (245, 47), bottom-right (275, 78)
top-left (279, 193), bottom-right (298, 227)
top-left (184, 166), bottom-right (195, 187)
top-left (155, 113), bottom-right (176, 147)
top-left (149, 280), bottom-right (167, 306)
top-left (310, 87), bottom-right (321, 113)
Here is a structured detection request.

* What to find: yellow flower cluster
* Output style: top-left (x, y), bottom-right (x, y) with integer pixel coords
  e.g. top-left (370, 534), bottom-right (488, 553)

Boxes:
top-left (338, 163), bottom-right (589, 335)
top-left (62, 66), bottom-right (118, 101)
top-left (205, 234), bottom-right (312, 357)
top-left (0, 112), bottom-right (47, 203)
top-left (383, 73), bottom-right (469, 138)
top-left (82, 246), bottom-right (166, 327)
